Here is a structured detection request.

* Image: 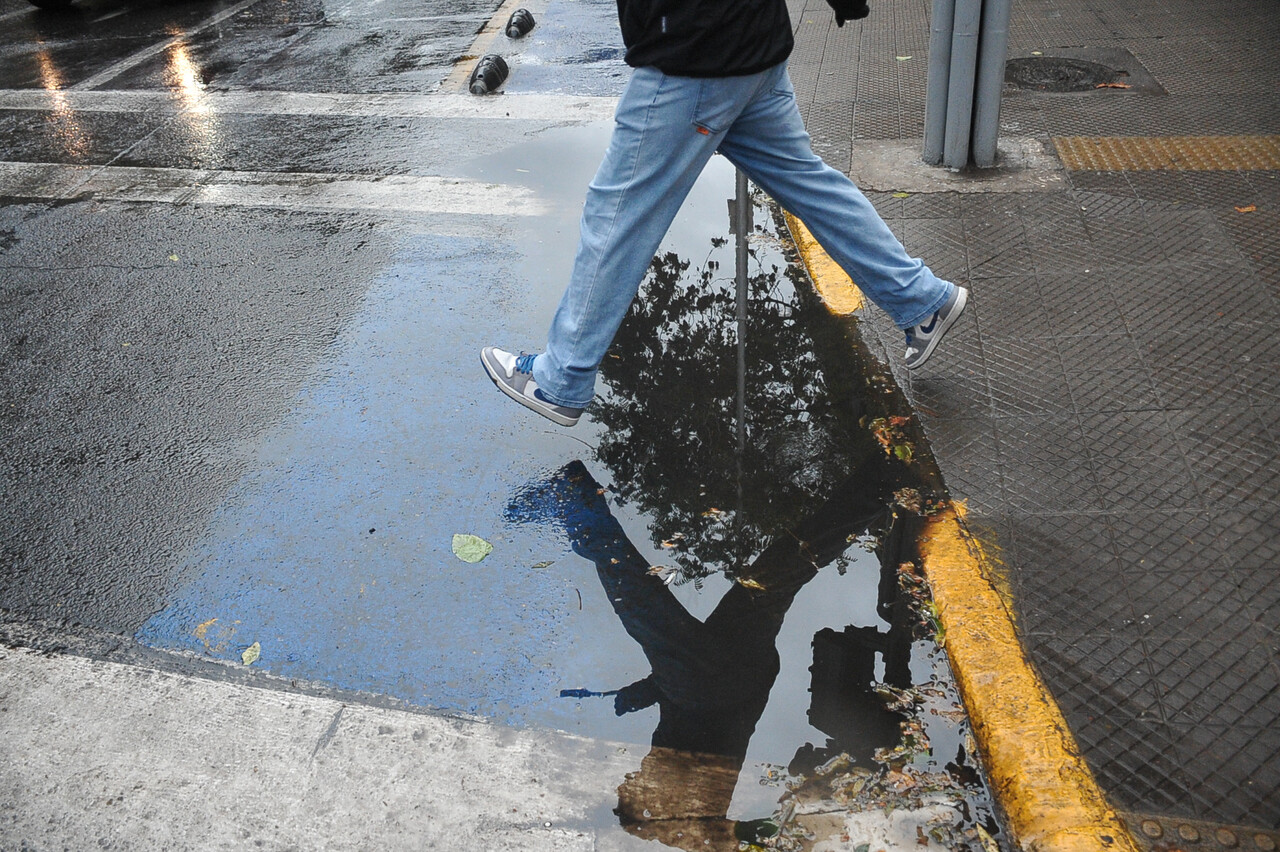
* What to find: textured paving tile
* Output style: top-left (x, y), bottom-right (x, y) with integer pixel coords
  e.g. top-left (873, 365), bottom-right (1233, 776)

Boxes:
top-left (791, 0), bottom-right (1280, 830)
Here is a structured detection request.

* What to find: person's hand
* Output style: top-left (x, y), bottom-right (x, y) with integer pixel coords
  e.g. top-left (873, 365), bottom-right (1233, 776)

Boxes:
top-left (613, 676), bottom-right (661, 715)
top-left (827, 0), bottom-right (870, 25)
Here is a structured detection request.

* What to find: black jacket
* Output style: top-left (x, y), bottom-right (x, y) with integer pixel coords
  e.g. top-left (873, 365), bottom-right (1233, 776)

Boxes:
top-left (617, 0), bottom-right (794, 77)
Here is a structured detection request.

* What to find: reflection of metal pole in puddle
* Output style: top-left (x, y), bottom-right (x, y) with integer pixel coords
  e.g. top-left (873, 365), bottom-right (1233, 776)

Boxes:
top-left (732, 168), bottom-right (750, 571)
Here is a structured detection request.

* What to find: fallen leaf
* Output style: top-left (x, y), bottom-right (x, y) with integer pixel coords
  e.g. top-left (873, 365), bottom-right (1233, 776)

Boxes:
top-left (976, 824), bottom-right (1000, 852)
top-left (647, 565), bottom-right (678, 586)
top-left (886, 770), bottom-right (916, 791)
top-left (892, 191), bottom-right (911, 198)
top-left (452, 533), bottom-right (493, 563)
top-left (894, 487), bottom-right (924, 513)
top-left (531, 560), bottom-right (555, 569)
top-left (169, 254), bottom-right (179, 262)
top-left (241, 641), bottom-right (261, 666)
top-left (896, 55), bottom-right (913, 61)
top-left (1095, 82), bottom-right (1131, 89)
top-left (737, 577), bottom-right (766, 590)
top-left (1236, 205), bottom-right (1257, 213)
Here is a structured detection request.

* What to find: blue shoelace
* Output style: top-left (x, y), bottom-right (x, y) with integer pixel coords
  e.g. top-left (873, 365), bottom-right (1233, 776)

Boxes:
top-left (515, 353), bottom-right (536, 374)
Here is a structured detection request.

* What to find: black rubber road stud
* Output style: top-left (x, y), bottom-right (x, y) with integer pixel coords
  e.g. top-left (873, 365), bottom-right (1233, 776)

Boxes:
top-left (469, 54), bottom-right (510, 95)
top-left (505, 8), bottom-right (535, 38)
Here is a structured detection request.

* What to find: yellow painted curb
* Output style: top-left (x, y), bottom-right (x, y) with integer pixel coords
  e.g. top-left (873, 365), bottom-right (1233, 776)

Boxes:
top-left (784, 212), bottom-right (864, 315)
top-left (782, 211), bottom-right (1141, 852)
top-left (921, 508), bottom-right (1139, 852)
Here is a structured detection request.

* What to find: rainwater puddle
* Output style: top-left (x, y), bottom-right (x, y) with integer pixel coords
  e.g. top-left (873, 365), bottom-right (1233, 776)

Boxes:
top-left (134, 119), bottom-right (998, 847)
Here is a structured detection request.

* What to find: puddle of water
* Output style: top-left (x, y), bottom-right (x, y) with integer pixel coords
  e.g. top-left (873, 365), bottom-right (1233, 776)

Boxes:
top-left (133, 120), bottom-right (999, 845)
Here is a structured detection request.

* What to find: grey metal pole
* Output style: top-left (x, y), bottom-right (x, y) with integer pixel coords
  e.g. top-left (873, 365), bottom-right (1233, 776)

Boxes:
top-left (971, 0), bottom-right (1012, 168)
top-left (942, 0), bottom-right (982, 168)
top-left (923, 0), bottom-right (957, 165)
top-left (733, 169), bottom-right (749, 571)
top-left (734, 168), bottom-right (749, 459)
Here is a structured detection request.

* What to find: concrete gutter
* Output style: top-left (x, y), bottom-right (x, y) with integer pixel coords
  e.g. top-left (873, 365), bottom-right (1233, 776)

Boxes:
top-left (0, 639), bottom-right (1000, 850)
top-left (785, 217), bottom-right (1142, 852)
top-left (0, 645), bottom-right (634, 851)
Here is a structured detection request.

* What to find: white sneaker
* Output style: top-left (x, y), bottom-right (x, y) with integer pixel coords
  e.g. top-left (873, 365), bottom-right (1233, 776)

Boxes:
top-left (480, 347), bottom-right (584, 427)
top-left (905, 286), bottom-right (968, 370)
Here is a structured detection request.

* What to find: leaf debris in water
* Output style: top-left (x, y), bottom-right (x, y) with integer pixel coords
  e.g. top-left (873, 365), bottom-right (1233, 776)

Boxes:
top-left (647, 565), bottom-right (679, 586)
top-left (452, 534), bottom-right (494, 563)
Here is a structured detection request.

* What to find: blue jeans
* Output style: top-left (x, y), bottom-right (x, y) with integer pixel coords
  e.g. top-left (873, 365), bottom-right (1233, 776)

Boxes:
top-left (533, 61), bottom-right (954, 408)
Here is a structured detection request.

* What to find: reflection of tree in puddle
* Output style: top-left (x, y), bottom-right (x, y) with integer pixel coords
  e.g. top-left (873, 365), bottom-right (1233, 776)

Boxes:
top-left (589, 203), bottom-right (878, 582)
top-left (510, 203), bottom-right (998, 850)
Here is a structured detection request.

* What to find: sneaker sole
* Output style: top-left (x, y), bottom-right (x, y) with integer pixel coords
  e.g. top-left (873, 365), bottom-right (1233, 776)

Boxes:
top-left (480, 349), bottom-right (581, 427)
top-left (906, 287), bottom-right (968, 371)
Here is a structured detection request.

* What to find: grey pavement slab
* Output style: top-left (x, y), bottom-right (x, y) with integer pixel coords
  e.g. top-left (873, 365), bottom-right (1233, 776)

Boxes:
top-left (789, 0), bottom-right (1280, 833)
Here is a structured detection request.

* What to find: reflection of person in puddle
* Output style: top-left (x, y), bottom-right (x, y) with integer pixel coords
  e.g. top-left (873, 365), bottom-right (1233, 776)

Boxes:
top-left (506, 457), bottom-right (903, 850)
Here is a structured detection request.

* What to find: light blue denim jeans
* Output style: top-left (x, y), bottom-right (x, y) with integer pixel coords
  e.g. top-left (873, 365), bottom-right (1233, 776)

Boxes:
top-left (533, 61), bottom-right (954, 408)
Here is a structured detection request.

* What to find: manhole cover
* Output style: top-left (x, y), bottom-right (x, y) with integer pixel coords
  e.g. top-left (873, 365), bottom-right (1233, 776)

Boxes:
top-left (1005, 57), bottom-right (1121, 92)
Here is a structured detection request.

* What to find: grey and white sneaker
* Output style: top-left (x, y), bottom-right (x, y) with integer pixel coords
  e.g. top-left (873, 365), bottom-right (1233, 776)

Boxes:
top-left (904, 286), bottom-right (968, 370)
top-left (480, 347), bottom-right (584, 427)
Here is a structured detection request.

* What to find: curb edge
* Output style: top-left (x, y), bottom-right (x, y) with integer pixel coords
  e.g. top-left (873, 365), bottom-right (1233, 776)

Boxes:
top-left (784, 211), bottom-right (1141, 852)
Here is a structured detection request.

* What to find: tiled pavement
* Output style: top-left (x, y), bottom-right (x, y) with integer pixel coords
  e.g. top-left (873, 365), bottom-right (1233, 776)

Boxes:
top-left (788, 0), bottom-right (1280, 836)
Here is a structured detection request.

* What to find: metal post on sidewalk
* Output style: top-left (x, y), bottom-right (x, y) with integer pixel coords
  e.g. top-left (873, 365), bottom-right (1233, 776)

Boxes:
top-left (942, 0), bottom-right (982, 168)
top-left (733, 168), bottom-right (749, 459)
top-left (922, 0), bottom-right (957, 165)
top-left (922, 0), bottom-right (1013, 169)
top-left (732, 168), bottom-right (750, 572)
top-left (970, 0), bottom-right (1012, 168)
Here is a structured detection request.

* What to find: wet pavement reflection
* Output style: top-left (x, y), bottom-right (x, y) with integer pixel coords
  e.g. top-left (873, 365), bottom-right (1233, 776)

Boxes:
top-left (0, 2), bottom-right (1002, 844)
top-left (505, 191), bottom-right (1000, 843)
top-left (505, 453), bottom-right (912, 848)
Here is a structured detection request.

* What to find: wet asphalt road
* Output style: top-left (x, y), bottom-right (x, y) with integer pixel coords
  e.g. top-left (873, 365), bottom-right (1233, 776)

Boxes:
top-left (0, 0), bottom-right (998, 834)
top-left (0, 0), bottom-right (643, 701)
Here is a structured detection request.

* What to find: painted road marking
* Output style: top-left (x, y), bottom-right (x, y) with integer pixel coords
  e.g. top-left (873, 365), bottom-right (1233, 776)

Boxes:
top-left (1054, 135), bottom-right (1280, 171)
top-left (69, 0), bottom-right (269, 92)
top-left (0, 89), bottom-right (618, 121)
top-left (0, 161), bottom-right (548, 216)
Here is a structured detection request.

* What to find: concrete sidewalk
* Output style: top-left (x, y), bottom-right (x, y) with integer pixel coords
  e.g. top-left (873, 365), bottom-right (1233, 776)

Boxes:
top-left (0, 636), bottom-right (994, 852)
top-left (787, 0), bottom-right (1279, 845)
